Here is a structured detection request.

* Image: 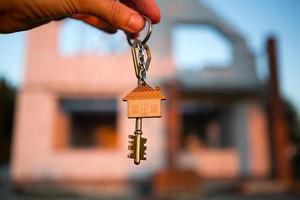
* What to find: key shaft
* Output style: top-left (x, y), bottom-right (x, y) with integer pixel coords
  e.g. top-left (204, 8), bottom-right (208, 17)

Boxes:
top-left (134, 118), bottom-right (142, 165)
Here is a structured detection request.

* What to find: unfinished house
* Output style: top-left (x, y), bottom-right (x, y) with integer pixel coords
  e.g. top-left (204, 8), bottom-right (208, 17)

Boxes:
top-left (12, 0), bottom-right (272, 196)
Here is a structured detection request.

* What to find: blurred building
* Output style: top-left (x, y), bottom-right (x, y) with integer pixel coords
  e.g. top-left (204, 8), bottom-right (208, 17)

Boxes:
top-left (11, 0), bottom-right (274, 196)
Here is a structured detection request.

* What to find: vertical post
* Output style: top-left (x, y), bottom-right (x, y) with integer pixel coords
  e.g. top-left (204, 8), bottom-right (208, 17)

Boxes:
top-left (267, 37), bottom-right (292, 181)
top-left (165, 82), bottom-right (181, 169)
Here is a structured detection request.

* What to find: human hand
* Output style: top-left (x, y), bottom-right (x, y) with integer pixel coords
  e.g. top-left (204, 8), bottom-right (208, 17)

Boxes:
top-left (0, 0), bottom-right (160, 33)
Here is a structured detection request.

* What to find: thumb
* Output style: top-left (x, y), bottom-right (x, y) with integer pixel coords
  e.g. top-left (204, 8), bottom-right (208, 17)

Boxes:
top-left (74, 0), bottom-right (145, 33)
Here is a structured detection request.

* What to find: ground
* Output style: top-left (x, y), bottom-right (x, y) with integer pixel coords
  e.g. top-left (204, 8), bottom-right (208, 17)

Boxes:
top-left (1, 165), bottom-right (300, 200)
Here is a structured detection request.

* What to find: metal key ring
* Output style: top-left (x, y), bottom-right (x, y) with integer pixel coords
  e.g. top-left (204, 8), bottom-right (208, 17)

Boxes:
top-left (127, 16), bottom-right (152, 46)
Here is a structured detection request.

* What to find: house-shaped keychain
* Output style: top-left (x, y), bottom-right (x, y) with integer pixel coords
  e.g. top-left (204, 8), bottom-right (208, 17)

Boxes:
top-left (123, 84), bottom-right (166, 118)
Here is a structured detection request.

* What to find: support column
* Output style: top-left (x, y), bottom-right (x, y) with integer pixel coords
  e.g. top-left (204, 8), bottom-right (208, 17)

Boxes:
top-left (267, 37), bottom-right (292, 181)
top-left (165, 82), bottom-right (181, 169)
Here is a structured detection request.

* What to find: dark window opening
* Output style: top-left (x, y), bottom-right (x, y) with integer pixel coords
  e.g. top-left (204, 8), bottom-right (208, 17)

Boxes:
top-left (181, 100), bottom-right (233, 150)
top-left (60, 99), bottom-right (117, 149)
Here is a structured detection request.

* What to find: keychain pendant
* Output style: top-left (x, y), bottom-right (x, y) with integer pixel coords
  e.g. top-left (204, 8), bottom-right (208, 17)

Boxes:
top-left (123, 84), bottom-right (166, 118)
top-left (124, 16), bottom-right (166, 165)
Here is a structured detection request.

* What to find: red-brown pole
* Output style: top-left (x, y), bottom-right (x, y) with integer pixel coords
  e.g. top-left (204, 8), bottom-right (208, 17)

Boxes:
top-left (165, 82), bottom-right (180, 169)
top-left (267, 37), bottom-right (292, 181)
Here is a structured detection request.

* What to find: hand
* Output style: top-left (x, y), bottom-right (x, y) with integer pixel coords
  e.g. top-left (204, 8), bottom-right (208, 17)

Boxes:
top-left (0, 0), bottom-right (160, 34)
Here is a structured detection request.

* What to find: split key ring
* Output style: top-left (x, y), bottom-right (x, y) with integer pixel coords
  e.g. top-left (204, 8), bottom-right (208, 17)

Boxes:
top-left (127, 16), bottom-right (152, 46)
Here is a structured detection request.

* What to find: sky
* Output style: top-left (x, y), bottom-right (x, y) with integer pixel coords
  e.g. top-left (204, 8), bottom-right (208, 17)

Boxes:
top-left (201, 0), bottom-right (300, 115)
top-left (0, 0), bottom-right (300, 115)
top-left (173, 24), bottom-right (233, 70)
top-left (0, 32), bottom-right (25, 87)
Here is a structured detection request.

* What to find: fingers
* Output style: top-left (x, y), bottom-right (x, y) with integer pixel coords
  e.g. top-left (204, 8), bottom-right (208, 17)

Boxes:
top-left (0, 0), bottom-right (160, 33)
top-left (75, 0), bottom-right (144, 33)
top-left (121, 0), bottom-right (160, 24)
top-left (72, 14), bottom-right (117, 33)
top-left (134, 0), bottom-right (160, 23)
top-left (21, 19), bottom-right (52, 32)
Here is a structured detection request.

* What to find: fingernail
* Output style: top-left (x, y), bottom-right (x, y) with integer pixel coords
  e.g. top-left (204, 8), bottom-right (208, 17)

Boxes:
top-left (128, 14), bottom-right (144, 32)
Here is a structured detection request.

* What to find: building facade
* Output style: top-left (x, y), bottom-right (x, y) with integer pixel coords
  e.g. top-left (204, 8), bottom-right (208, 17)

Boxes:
top-left (11, 0), bottom-right (270, 193)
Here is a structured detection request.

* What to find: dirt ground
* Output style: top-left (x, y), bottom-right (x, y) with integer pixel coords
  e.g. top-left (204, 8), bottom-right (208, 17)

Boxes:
top-left (1, 165), bottom-right (300, 200)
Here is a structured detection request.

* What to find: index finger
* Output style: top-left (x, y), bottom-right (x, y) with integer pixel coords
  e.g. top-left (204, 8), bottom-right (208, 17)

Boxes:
top-left (121, 0), bottom-right (160, 24)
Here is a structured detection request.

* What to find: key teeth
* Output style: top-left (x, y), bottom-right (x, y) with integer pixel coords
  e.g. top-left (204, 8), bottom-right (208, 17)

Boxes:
top-left (140, 146), bottom-right (147, 160)
top-left (128, 152), bottom-right (135, 159)
top-left (128, 135), bottom-right (135, 139)
top-left (127, 134), bottom-right (148, 163)
top-left (140, 138), bottom-right (147, 161)
top-left (128, 140), bottom-right (135, 160)
top-left (141, 155), bottom-right (146, 160)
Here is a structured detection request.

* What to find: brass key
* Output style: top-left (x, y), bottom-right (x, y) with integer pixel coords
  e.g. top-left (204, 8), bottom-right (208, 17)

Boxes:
top-left (128, 118), bottom-right (147, 164)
